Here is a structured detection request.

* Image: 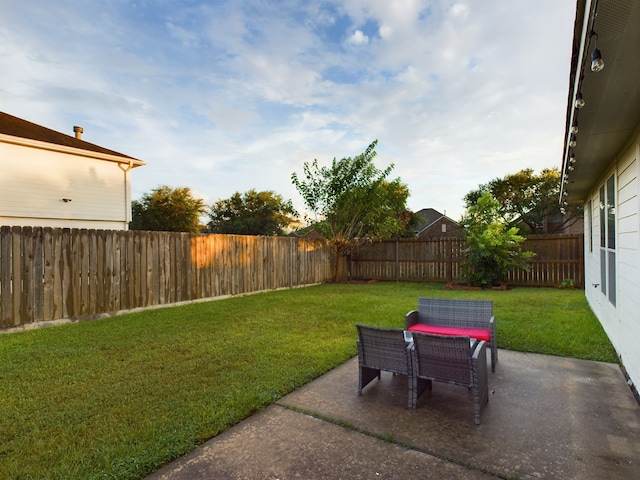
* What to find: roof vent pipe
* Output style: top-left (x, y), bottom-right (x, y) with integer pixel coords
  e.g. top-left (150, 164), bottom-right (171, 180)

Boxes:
top-left (73, 126), bottom-right (84, 140)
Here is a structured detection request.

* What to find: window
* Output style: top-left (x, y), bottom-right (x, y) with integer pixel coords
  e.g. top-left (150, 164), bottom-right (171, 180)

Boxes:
top-left (606, 175), bottom-right (616, 305)
top-left (599, 186), bottom-right (605, 249)
top-left (599, 186), bottom-right (606, 296)
top-left (607, 176), bottom-right (616, 250)
top-left (587, 199), bottom-right (593, 252)
top-left (599, 175), bottom-right (616, 306)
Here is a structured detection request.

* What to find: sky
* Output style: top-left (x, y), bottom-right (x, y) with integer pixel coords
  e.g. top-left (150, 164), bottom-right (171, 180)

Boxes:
top-left (1, 0), bottom-right (576, 222)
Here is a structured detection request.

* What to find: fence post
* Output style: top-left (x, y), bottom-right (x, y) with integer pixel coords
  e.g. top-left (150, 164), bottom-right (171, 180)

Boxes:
top-left (446, 238), bottom-right (452, 282)
top-left (395, 240), bottom-right (399, 282)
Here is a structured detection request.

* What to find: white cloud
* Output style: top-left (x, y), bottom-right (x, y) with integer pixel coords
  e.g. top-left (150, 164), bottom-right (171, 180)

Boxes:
top-left (0, 0), bottom-right (575, 221)
top-left (347, 30), bottom-right (369, 45)
top-left (165, 22), bottom-right (199, 48)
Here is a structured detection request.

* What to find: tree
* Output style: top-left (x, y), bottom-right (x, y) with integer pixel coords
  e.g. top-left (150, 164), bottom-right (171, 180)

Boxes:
top-left (291, 140), bottom-right (410, 281)
top-left (208, 189), bottom-right (298, 235)
top-left (396, 210), bottom-right (421, 238)
top-left (460, 192), bottom-right (535, 288)
top-left (130, 185), bottom-right (206, 233)
top-left (463, 168), bottom-right (579, 234)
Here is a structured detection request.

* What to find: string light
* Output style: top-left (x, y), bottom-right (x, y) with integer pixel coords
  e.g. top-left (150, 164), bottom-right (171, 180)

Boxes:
top-left (570, 118), bottom-right (579, 134)
top-left (569, 134), bottom-right (577, 147)
top-left (562, 3), bottom-right (603, 214)
top-left (590, 31), bottom-right (605, 72)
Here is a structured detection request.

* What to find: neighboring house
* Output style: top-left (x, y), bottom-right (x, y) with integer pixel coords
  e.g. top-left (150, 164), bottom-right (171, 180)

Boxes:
top-left (414, 208), bottom-right (463, 239)
top-left (513, 212), bottom-right (584, 235)
top-left (560, 1), bottom-right (640, 395)
top-left (0, 111), bottom-right (145, 230)
top-left (542, 212), bottom-right (584, 235)
top-left (289, 226), bottom-right (325, 240)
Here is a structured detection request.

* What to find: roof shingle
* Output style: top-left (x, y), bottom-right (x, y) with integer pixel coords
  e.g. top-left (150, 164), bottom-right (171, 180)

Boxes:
top-left (0, 111), bottom-right (136, 160)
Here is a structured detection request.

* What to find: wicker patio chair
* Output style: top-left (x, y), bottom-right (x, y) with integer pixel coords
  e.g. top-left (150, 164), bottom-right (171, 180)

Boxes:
top-left (410, 332), bottom-right (489, 425)
top-left (405, 297), bottom-right (497, 372)
top-left (356, 324), bottom-right (413, 408)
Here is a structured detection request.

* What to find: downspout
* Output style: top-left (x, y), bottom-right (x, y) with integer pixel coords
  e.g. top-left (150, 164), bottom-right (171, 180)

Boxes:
top-left (119, 160), bottom-right (134, 229)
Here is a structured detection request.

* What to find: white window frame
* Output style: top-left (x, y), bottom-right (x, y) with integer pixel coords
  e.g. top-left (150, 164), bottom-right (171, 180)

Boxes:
top-left (599, 174), bottom-right (616, 306)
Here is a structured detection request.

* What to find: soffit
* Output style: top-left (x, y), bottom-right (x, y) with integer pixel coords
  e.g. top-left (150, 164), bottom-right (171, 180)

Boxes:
top-left (561, 0), bottom-right (640, 203)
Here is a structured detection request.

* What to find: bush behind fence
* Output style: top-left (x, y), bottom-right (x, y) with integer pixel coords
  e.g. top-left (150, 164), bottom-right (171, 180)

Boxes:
top-left (351, 235), bottom-right (584, 287)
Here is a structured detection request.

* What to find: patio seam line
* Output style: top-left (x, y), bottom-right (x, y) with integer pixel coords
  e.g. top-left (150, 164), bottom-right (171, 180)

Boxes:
top-left (273, 402), bottom-right (509, 480)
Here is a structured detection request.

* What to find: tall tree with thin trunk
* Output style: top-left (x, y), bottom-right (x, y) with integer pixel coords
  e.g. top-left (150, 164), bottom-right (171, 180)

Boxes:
top-left (291, 140), bottom-right (410, 281)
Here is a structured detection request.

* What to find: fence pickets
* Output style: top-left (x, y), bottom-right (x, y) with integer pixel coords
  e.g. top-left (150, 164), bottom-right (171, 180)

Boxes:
top-left (351, 238), bottom-right (465, 283)
top-left (0, 227), bottom-right (332, 329)
top-left (1, 227), bottom-right (584, 330)
top-left (351, 235), bottom-right (584, 288)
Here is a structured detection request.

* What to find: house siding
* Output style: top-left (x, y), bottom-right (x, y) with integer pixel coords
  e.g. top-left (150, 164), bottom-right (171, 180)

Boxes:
top-left (0, 141), bottom-right (131, 230)
top-left (417, 217), bottom-right (463, 239)
top-left (585, 136), bottom-right (640, 389)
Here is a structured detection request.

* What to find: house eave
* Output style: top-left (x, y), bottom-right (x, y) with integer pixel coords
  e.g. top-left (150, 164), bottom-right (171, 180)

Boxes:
top-left (560, 0), bottom-right (640, 205)
top-left (0, 133), bottom-right (146, 167)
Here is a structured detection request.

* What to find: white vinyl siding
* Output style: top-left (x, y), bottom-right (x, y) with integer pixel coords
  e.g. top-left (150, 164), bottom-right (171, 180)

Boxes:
top-left (615, 147), bottom-right (639, 382)
top-left (585, 137), bottom-right (639, 390)
top-left (0, 141), bottom-right (131, 229)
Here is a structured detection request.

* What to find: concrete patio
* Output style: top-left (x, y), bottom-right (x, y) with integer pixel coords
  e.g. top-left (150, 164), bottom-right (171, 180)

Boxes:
top-left (147, 349), bottom-right (640, 479)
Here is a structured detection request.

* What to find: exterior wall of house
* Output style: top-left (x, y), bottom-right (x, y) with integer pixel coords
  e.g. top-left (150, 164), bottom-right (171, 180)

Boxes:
top-left (417, 217), bottom-right (463, 239)
top-left (584, 133), bottom-right (640, 389)
top-left (0, 141), bottom-right (132, 230)
top-left (544, 214), bottom-right (584, 235)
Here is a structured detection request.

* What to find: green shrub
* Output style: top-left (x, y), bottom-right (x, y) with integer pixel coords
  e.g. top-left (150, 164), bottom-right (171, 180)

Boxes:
top-left (461, 192), bottom-right (535, 288)
top-left (559, 278), bottom-right (575, 289)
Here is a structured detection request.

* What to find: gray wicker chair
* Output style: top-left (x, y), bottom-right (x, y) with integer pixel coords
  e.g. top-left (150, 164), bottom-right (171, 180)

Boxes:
top-left (405, 297), bottom-right (497, 372)
top-left (410, 332), bottom-right (489, 425)
top-left (356, 324), bottom-right (413, 408)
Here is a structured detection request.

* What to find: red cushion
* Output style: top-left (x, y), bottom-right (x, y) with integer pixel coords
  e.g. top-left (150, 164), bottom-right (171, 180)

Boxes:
top-left (408, 324), bottom-right (491, 342)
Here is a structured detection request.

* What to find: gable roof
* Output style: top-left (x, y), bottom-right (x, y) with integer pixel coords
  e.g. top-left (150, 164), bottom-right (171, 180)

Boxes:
top-left (0, 111), bottom-right (141, 162)
top-left (414, 208), bottom-right (459, 234)
top-left (415, 208), bottom-right (443, 228)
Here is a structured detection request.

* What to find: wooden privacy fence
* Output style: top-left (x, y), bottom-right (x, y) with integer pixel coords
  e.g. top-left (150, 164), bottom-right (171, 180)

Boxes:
top-left (1, 227), bottom-right (584, 330)
top-left (350, 238), bottom-right (464, 283)
top-left (504, 234), bottom-right (584, 287)
top-left (350, 234), bottom-right (584, 287)
top-left (0, 226), bottom-right (335, 329)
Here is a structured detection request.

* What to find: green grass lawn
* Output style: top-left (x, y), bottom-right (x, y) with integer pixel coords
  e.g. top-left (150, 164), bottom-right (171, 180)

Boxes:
top-left (0, 282), bottom-right (617, 479)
